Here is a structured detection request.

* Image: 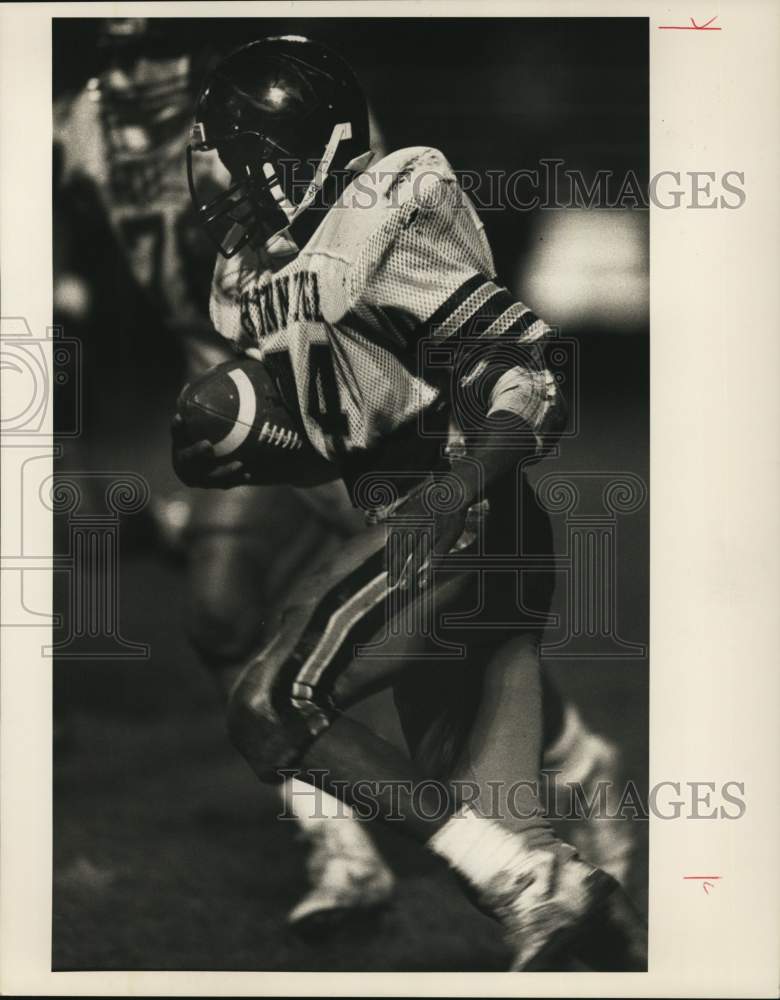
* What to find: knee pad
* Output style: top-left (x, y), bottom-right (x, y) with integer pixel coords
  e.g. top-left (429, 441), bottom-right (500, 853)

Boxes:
top-left (226, 657), bottom-right (340, 783)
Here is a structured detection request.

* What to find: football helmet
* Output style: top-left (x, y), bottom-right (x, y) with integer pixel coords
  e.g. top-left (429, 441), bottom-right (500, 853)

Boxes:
top-left (186, 36), bottom-right (372, 258)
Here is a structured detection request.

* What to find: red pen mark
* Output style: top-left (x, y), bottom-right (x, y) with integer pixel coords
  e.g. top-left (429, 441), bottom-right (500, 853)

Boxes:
top-left (684, 875), bottom-right (722, 894)
top-left (659, 16), bottom-right (722, 30)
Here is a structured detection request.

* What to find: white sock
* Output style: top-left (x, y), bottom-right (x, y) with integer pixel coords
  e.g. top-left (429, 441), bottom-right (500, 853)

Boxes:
top-left (429, 805), bottom-right (553, 891)
top-left (281, 777), bottom-right (354, 832)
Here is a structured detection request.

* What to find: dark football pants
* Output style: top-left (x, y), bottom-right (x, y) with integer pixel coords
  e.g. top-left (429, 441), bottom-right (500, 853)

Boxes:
top-left (232, 471), bottom-right (557, 776)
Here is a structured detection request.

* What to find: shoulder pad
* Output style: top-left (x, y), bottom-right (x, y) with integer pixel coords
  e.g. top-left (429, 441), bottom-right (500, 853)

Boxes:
top-left (304, 146), bottom-right (459, 269)
top-left (343, 146), bottom-right (457, 211)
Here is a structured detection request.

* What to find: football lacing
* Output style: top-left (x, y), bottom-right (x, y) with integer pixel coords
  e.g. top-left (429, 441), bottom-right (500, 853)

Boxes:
top-left (258, 420), bottom-right (303, 449)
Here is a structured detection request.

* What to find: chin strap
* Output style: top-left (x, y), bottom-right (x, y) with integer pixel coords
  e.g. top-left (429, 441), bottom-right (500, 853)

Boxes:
top-left (296, 121), bottom-right (353, 215)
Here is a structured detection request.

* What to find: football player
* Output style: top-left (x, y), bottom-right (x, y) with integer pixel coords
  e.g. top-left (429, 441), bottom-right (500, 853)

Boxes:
top-left (54, 18), bottom-right (396, 928)
top-left (174, 36), bottom-right (644, 969)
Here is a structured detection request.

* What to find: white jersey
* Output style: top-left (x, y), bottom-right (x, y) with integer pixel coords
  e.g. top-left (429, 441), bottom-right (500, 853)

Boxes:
top-left (209, 147), bottom-right (554, 488)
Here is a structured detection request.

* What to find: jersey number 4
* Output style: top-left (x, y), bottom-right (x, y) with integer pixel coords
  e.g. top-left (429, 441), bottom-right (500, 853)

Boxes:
top-left (266, 344), bottom-right (349, 450)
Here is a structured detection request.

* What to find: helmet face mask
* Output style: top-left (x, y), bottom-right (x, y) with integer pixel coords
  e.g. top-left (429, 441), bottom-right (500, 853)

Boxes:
top-left (186, 131), bottom-right (295, 258)
top-left (186, 36), bottom-right (370, 259)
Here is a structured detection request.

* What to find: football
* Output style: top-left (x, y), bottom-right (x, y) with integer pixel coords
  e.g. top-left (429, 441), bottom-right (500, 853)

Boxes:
top-left (176, 357), bottom-right (326, 484)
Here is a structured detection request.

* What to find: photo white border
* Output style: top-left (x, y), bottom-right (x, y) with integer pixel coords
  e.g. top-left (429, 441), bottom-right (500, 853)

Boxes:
top-left (1, 1), bottom-right (778, 995)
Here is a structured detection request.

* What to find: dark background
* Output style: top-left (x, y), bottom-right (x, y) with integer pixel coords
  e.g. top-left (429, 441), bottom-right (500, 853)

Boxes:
top-left (52, 16), bottom-right (648, 971)
top-left (53, 16), bottom-right (648, 281)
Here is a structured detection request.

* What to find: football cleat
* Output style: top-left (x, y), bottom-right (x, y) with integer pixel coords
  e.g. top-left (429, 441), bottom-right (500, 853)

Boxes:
top-left (542, 704), bottom-right (636, 887)
top-left (568, 875), bottom-right (648, 971)
top-left (480, 841), bottom-right (621, 970)
top-left (287, 817), bottom-right (395, 931)
top-left (430, 807), bottom-right (646, 971)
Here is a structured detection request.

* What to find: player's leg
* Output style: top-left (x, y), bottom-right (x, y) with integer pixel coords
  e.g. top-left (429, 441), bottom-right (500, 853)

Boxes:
top-left (392, 653), bottom-right (561, 779)
top-left (180, 327), bottom-right (388, 924)
top-left (385, 592), bottom-right (617, 968)
top-left (173, 272), bottom-right (369, 914)
top-left (226, 526), bottom-right (628, 969)
top-left (391, 467), bottom-right (636, 884)
top-left (387, 639), bottom-right (645, 968)
top-left (401, 649), bottom-right (637, 883)
top-left (224, 518), bottom-right (509, 820)
top-left (229, 623), bottom-right (623, 970)
top-left (224, 524), bottom-right (465, 835)
top-left (186, 484), bottom-right (394, 928)
top-left (388, 474), bottom-right (644, 968)
top-left (393, 635), bottom-right (551, 837)
top-left (386, 473), bottom-right (556, 831)
top-left (277, 774), bottom-right (394, 929)
top-left (397, 476), bottom-right (645, 968)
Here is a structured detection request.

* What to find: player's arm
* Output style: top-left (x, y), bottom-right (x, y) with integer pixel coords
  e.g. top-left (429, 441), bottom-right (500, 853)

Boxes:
top-left (385, 280), bottom-right (564, 589)
top-left (354, 149), bottom-right (563, 585)
top-left (387, 355), bottom-right (561, 589)
top-left (451, 348), bottom-right (565, 500)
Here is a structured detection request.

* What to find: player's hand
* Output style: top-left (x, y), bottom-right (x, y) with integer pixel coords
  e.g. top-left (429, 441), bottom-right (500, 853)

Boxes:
top-left (170, 413), bottom-right (246, 489)
top-left (386, 481), bottom-right (470, 591)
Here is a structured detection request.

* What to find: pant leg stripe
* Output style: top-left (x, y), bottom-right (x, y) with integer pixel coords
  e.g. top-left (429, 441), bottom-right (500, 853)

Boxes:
top-left (294, 570), bottom-right (389, 689)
